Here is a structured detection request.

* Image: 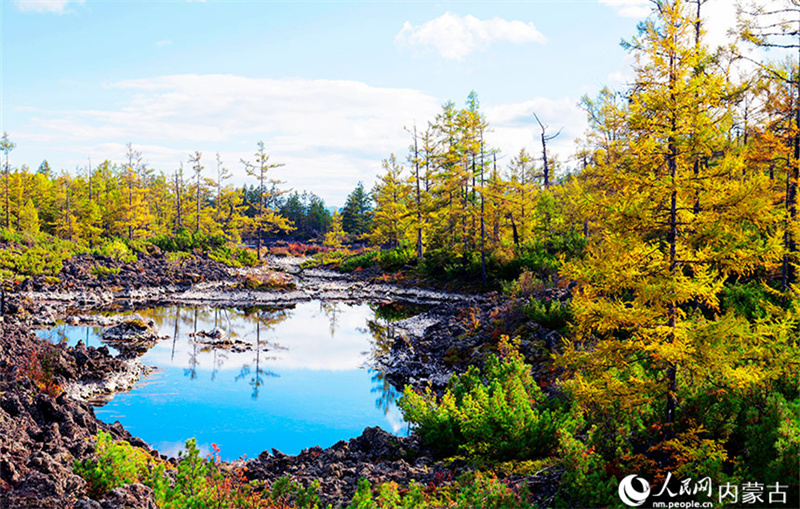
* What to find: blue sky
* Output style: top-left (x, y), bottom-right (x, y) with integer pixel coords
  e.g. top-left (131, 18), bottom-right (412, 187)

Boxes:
top-left (1, 0), bottom-right (745, 206)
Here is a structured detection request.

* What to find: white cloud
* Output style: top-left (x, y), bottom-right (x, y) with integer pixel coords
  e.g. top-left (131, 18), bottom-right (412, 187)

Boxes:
top-left (598, 0), bottom-right (651, 18)
top-left (13, 0), bottom-right (83, 14)
top-left (18, 74), bottom-right (441, 204)
top-left (156, 39), bottom-right (173, 47)
top-left (17, 74), bottom-right (589, 203)
top-left (395, 12), bottom-right (545, 61)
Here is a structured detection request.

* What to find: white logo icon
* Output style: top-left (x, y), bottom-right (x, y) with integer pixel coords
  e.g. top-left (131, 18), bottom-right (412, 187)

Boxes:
top-left (619, 475), bottom-right (651, 506)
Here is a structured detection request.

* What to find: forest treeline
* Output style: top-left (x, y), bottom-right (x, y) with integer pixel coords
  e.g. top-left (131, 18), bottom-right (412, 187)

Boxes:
top-left (0, 139), bottom-right (335, 250)
top-left (2, 0), bottom-right (799, 506)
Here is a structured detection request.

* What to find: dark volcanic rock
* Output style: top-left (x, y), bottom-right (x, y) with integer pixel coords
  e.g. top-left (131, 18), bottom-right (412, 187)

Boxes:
top-left (99, 483), bottom-right (158, 509)
top-left (17, 251), bottom-right (233, 295)
top-left (0, 324), bottom-right (155, 509)
top-left (246, 426), bottom-right (458, 508)
top-left (101, 318), bottom-right (161, 359)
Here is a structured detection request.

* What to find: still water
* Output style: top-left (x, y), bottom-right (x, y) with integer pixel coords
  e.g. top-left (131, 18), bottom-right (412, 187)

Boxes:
top-left (40, 301), bottom-right (412, 460)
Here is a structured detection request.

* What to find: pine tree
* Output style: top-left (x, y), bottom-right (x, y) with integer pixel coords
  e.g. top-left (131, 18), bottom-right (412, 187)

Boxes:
top-left (341, 182), bottom-right (373, 239)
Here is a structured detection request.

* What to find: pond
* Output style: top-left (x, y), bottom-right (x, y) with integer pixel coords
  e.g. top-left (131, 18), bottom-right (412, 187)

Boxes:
top-left (41, 301), bottom-right (417, 460)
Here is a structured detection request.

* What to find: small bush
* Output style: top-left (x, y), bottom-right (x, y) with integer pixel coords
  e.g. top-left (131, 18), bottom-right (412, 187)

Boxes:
top-left (720, 280), bottom-right (779, 321)
top-left (456, 471), bottom-right (533, 509)
top-left (523, 297), bottom-right (572, 333)
top-left (301, 247), bottom-right (361, 269)
top-left (209, 244), bottom-right (258, 268)
top-left (90, 265), bottom-right (121, 278)
top-left (18, 344), bottom-right (62, 398)
top-left (554, 429), bottom-right (617, 508)
top-left (377, 246), bottom-right (416, 272)
top-left (166, 251), bottom-right (194, 264)
top-left (150, 230), bottom-right (227, 253)
top-left (94, 238), bottom-right (137, 264)
top-left (268, 242), bottom-right (326, 257)
top-left (43, 275), bottom-right (61, 285)
top-left (73, 431), bottom-right (156, 498)
top-left (399, 335), bottom-right (569, 460)
top-left (240, 273), bottom-right (296, 291)
top-left (340, 250), bottom-right (378, 272)
top-left (75, 434), bottom-right (310, 508)
top-left (0, 245), bottom-right (66, 277)
top-left (501, 269), bottom-right (544, 299)
top-left (270, 476), bottom-right (321, 508)
top-left (350, 474), bottom-right (533, 509)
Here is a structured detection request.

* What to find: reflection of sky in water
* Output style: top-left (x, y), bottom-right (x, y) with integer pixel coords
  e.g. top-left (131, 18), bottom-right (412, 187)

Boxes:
top-left (36, 324), bottom-right (119, 356)
top-left (80, 301), bottom-right (408, 460)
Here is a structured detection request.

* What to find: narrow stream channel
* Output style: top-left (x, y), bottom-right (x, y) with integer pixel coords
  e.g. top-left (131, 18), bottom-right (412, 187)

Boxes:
top-left (39, 300), bottom-right (418, 460)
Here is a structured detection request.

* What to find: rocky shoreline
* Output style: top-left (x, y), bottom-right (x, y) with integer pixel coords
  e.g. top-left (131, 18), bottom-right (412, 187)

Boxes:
top-left (17, 254), bottom-right (495, 394)
top-left (3, 252), bottom-right (546, 508)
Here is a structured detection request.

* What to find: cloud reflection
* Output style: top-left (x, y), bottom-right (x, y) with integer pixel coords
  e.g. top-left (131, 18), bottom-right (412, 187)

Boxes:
top-left (138, 302), bottom-right (378, 373)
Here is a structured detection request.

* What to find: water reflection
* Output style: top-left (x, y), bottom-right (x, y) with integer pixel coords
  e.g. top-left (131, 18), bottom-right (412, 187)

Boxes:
top-left (319, 301), bottom-right (342, 338)
top-left (360, 304), bottom-right (404, 415)
top-left (39, 300), bottom-right (423, 458)
top-left (35, 324), bottom-right (116, 354)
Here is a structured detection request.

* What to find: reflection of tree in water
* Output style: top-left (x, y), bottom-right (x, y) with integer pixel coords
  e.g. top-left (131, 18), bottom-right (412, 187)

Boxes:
top-left (363, 302), bottom-right (413, 415)
top-left (47, 325), bottom-right (73, 346)
top-left (184, 307), bottom-right (200, 380)
top-left (235, 310), bottom-right (283, 400)
top-left (319, 301), bottom-right (341, 338)
top-left (170, 305), bottom-right (181, 362)
top-left (39, 324), bottom-right (104, 347)
top-left (362, 315), bottom-right (395, 358)
top-left (370, 369), bottom-right (402, 416)
top-left (209, 343), bottom-right (228, 382)
top-left (139, 304), bottom-right (293, 385)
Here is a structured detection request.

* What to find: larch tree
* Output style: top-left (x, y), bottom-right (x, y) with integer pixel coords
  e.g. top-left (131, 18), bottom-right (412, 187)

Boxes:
top-left (214, 153), bottom-right (232, 228)
top-left (173, 163), bottom-right (186, 232)
top-left (532, 113), bottom-right (561, 190)
top-left (119, 143), bottom-right (152, 240)
top-left (737, 0), bottom-right (800, 289)
top-left (406, 124), bottom-right (425, 261)
top-left (0, 132), bottom-right (15, 230)
top-left (556, 0), bottom-right (788, 469)
top-left (323, 210), bottom-right (347, 249)
top-left (18, 198), bottom-right (40, 237)
top-left (371, 154), bottom-right (412, 248)
top-left (188, 151), bottom-right (205, 234)
top-left (241, 141), bottom-right (292, 258)
top-left (506, 148), bottom-right (538, 248)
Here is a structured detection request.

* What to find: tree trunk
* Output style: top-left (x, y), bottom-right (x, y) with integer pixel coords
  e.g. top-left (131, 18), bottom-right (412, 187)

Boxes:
top-left (666, 48), bottom-right (679, 429)
top-left (414, 126), bottom-right (423, 262)
top-left (480, 141), bottom-right (486, 285)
